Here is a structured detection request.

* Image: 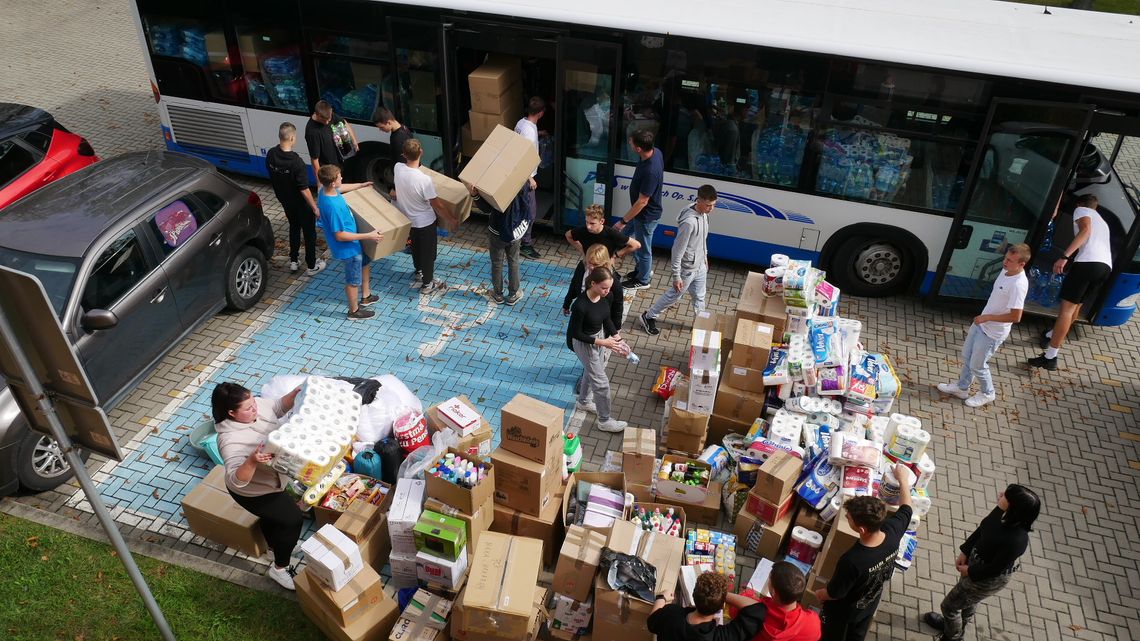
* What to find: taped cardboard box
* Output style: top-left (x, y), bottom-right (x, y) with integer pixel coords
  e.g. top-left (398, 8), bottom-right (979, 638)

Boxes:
top-left (500, 393), bottom-right (565, 469)
top-left (425, 395), bottom-right (493, 459)
top-left (713, 383), bottom-right (766, 423)
top-left (309, 564), bottom-right (385, 628)
top-left (563, 471), bottom-right (627, 538)
top-left (301, 524), bottom-right (366, 591)
top-left (759, 291), bottom-right (788, 336)
top-left (452, 584), bottom-right (546, 641)
top-left (553, 525), bottom-right (607, 602)
top-left (181, 466), bottom-right (267, 558)
top-left (468, 57), bottom-right (522, 113)
top-left (795, 505), bottom-right (832, 536)
top-left (732, 319), bottom-right (774, 370)
top-left (414, 510), bottom-right (468, 561)
top-left (622, 428), bottom-right (656, 485)
top-left (594, 522), bottom-right (685, 641)
top-left (667, 380), bottom-right (711, 436)
top-left (723, 357), bottom-right (765, 394)
top-left (471, 81), bottom-right (523, 120)
top-left (707, 412), bottom-right (752, 446)
top-left (813, 505), bottom-right (859, 581)
top-left (688, 368), bottom-right (718, 415)
top-left (549, 592), bottom-right (593, 636)
top-left (342, 187), bottom-right (413, 260)
top-left (425, 448), bottom-right (495, 516)
top-left (490, 490), bottom-right (564, 568)
top-left (693, 312), bottom-right (736, 357)
top-left (469, 107), bottom-right (524, 142)
top-left (459, 532), bottom-right (544, 638)
top-left (425, 495), bottom-right (494, 556)
top-left (419, 167), bottom-right (473, 231)
top-left (297, 569), bottom-right (400, 641)
top-left (458, 125), bottom-right (540, 212)
top-left (657, 480), bottom-right (721, 527)
top-left (751, 450), bottom-right (802, 505)
top-left (491, 446), bottom-right (560, 517)
top-left (416, 547), bottom-right (468, 591)
top-left (390, 589), bottom-right (452, 641)
top-left (744, 492), bottom-right (795, 527)
top-left (735, 271), bottom-right (766, 323)
top-left (689, 329), bottom-right (722, 372)
top-left (735, 507), bottom-right (794, 561)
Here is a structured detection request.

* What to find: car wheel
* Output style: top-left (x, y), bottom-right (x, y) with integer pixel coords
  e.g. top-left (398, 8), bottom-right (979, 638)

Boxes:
top-left (16, 424), bottom-right (88, 492)
top-left (830, 235), bottom-right (916, 297)
top-left (225, 245), bottom-right (268, 311)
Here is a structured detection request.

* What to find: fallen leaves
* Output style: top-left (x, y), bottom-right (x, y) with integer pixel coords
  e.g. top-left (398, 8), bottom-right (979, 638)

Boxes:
top-left (25, 536), bottom-right (39, 549)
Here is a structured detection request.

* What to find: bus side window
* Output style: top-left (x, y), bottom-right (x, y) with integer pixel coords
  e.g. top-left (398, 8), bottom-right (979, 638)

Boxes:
top-left (233, 28), bottom-right (309, 113)
top-left (138, 0), bottom-right (239, 104)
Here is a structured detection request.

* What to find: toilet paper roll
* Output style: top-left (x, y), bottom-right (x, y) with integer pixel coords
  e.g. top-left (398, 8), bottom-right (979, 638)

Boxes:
top-left (911, 494), bottom-right (932, 517)
top-left (770, 253), bottom-right (790, 268)
top-left (915, 453), bottom-right (936, 490)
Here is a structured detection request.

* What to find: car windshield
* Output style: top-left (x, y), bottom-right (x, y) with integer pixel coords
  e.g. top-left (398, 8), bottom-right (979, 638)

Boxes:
top-left (0, 247), bottom-right (80, 316)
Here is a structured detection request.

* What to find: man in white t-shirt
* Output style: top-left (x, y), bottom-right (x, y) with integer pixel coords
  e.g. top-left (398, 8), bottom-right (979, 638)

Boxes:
top-left (1030, 194), bottom-right (1114, 370)
top-left (938, 243), bottom-right (1030, 408)
top-left (514, 96), bottom-right (545, 259)
top-left (393, 138), bottom-right (454, 294)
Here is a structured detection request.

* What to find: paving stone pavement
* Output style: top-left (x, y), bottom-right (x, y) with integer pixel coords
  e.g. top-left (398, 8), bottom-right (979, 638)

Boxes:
top-left (3, 3), bottom-right (1140, 641)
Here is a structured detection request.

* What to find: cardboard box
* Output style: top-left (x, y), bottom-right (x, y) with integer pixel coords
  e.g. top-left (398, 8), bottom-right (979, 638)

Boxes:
top-left (630, 502), bottom-right (687, 537)
top-left (492, 446), bottom-right (560, 517)
top-left (424, 495), bottom-right (494, 556)
top-left (181, 466), bottom-right (267, 558)
top-left (744, 493), bottom-right (795, 527)
top-left (390, 589), bottom-right (452, 641)
top-left (425, 448), bottom-right (495, 516)
top-left (425, 395), bottom-right (492, 459)
top-left (735, 507), bottom-right (794, 560)
top-left (553, 525), bottom-right (607, 602)
top-left (469, 107), bottom-right (524, 141)
top-left (735, 271), bottom-right (766, 323)
top-left (417, 547), bottom-right (468, 591)
top-left (713, 383), bottom-right (766, 423)
top-left (594, 523), bottom-right (685, 641)
top-left (434, 396), bottom-right (481, 436)
top-left (564, 61), bottom-right (599, 93)
top-left (622, 428), bottom-right (656, 485)
top-left (656, 454), bottom-right (712, 505)
top-left (759, 292), bottom-right (788, 336)
top-left (688, 368), bottom-right (719, 414)
top-left (563, 472), bottom-right (627, 537)
top-left (491, 492), bottom-right (564, 568)
top-left (236, 35), bottom-right (260, 75)
top-left (334, 500), bottom-right (385, 543)
top-left (389, 478), bottom-right (427, 556)
top-left (452, 584), bottom-right (546, 641)
top-left (795, 505), bottom-right (832, 536)
top-left (301, 524), bottom-right (366, 592)
top-left (549, 593), bottom-right (592, 635)
top-left (689, 329), bottom-right (722, 372)
top-left (468, 57), bottom-right (522, 111)
top-left (342, 187), bottom-right (413, 260)
top-left (500, 393), bottom-right (565, 468)
top-left (297, 570), bottom-right (401, 641)
top-left (460, 532), bottom-right (544, 638)
top-left (658, 480), bottom-right (721, 526)
top-left (723, 358), bottom-right (765, 393)
top-left (627, 482), bottom-right (656, 503)
top-left (460, 123), bottom-right (481, 157)
top-left (732, 319), bottom-right (774, 370)
top-left (414, 510), bottom-right (468, 561)
top-left (668, 381), bottom-right (711, 435)
top-left (418, 167), bottom-right (473, 231)
top-left (471, 80), bottom-right (523, 118)
top-left (390, 551), bottom-right (419, 589)
top-left (458, 125), bottom-right (540, 212)
top-left (205, 32), bottom-right (228, 68)
top-left (813, 506), bottom-right (859, 581)
top-left (358, 515), bottom-right (392, 573)
top-left (606, 522), bottom-right (685, 597)
top-left (692, 310), bottom-right (717, 333)
top-left (752, 450), bottom-right (802, 504)
top-left (664, 428), bottom-right (706, 457)
top-left (708, 412), bottom-right (752, 446)
top-left (321, 480), bottom-right (394, 530)
top-left (716, 313), bottom-right (738, 355)
top-left (309, 564), bottom-right (385, 627)
top-left (800, 572), bottom-right (828, 610)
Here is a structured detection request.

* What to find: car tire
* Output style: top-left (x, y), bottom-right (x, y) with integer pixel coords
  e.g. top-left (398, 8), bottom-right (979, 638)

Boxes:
top-left (829, 234), bottom-right (917, 297)
top-left (225, 245), bottom-right (268, 311)
top-left (15, 423), bottom-right (88, 492)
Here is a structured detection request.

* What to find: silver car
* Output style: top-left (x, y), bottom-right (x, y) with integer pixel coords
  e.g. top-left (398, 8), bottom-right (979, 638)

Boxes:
top-left (0, 151), bottom-right (274, 494)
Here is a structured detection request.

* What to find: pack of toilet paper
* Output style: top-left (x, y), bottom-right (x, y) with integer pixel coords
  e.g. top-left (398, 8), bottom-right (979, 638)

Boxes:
top-left (265, 376), bottom-right (362, 485)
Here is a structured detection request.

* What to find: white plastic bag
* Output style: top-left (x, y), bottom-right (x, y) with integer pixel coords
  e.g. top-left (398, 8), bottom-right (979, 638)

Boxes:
top-left (397, 429), bottom-right (459, 480)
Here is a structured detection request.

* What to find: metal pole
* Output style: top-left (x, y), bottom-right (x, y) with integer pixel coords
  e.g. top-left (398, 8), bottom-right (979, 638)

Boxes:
top-left (0, 310), bottom-right (178, 641)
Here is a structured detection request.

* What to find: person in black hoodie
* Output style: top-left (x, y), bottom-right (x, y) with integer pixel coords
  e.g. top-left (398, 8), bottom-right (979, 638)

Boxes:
top-left (923, 484), bottom-right (1040, 641)
top-left (647, 571), bottom-right (767, 641)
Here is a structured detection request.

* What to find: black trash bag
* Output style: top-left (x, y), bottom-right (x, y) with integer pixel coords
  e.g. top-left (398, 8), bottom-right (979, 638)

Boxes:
top-left (333, 376), bottom-right (382, 405)
top-left (599, 547), bottom-right (657, 603)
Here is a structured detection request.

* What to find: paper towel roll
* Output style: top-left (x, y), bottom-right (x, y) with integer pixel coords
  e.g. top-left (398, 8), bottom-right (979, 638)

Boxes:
top-left (820, 493), bottom-right (842, 521)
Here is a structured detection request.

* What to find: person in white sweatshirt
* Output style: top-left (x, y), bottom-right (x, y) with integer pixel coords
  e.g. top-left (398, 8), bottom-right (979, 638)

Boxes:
top-left (638, 184), bottom-right (717, 336)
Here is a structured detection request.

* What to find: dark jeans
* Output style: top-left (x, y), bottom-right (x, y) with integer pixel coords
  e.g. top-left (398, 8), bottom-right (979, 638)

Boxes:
top-left (821, 600), bottom-right (877, 641)
top-left (488, 229), bottom-right (521, 297)
top-left (283, 203), bottom-right (317, 268)
top-left (228, 488), bottom-right (304, 568)
top-left (940, 573), bottom-right (1012, 641)
top-left (410, 221), bottom-right (439, 284)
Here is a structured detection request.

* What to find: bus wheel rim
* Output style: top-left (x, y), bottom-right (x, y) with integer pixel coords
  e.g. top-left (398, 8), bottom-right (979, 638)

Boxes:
top-left (856, 243), bottom-right (903, 286)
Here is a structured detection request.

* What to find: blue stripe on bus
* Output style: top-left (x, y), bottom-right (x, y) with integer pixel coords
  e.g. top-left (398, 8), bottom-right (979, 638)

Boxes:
top-left (162, 130), bottom-right (270, 179)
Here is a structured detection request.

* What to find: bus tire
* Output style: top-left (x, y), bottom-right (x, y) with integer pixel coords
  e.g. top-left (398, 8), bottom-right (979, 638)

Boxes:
top-left (828, 232), bottom-right (921, 297)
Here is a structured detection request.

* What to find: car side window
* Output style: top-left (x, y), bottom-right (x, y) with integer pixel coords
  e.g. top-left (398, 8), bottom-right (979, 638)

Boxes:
top-left (0, 140), bottom-right (37, 188)
top-left (148, 197), bottom-right (208, 256)
top-left (192, 190), bottom-right (226, 215)
top-left (81, 229), bottom-right (151, 311)
top-left (20, 130), bottom-right (53, 154)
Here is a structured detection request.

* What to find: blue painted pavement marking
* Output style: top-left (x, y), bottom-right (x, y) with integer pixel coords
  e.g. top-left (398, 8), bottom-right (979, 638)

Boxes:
top-left (100, 243), bottom-right (582, 525)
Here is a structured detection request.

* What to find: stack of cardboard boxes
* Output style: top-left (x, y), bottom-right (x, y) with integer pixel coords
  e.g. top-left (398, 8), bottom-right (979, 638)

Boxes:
top-left (388, 478), bottom-right (428, 588)
top-left (734, 450), bottom-right (802, 559)
top-left (593, 520), bottom-right (685, 641)
top-left (489, 394), bottom-right (566, 568)
top-left (466, 56), bottom-right (523, 148)
top-left (452, 532), bottom-right (548, 641)
top-left (548, 525), bottom-right (607, 639)
top-left (425, 394), bottom-right (494, 460)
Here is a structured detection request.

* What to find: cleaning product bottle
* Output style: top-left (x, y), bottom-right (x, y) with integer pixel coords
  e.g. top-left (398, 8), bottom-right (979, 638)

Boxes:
top-left (564, 432), bottom-right (583, 476)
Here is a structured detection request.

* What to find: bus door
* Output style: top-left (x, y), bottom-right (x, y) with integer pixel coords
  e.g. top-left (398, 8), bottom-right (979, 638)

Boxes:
top-left (931, 99), bottom-right (1092, 317)
top-left (387, 17), bottom-right (453, 174)
top-left (556, 38), bottom-right (621, 231)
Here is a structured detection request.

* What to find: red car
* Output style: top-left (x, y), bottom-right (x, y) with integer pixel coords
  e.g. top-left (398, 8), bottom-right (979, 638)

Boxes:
top-left (0, 103), bottom-right (99, 209)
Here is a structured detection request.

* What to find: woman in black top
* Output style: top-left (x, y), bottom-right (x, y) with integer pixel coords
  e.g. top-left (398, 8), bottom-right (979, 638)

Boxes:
top-left (924, 484), bottom-right (1040, 641)
top-left (566, 266), bottom-right (628, 433)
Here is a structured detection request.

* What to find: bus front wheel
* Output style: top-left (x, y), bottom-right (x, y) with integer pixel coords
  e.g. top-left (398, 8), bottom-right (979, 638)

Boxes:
top-left (829, 235), bottom-right (916, 297)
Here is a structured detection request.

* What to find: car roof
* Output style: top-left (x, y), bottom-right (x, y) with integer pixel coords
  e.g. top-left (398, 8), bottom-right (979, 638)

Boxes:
top-left (0, 103), bottom-right (53, 139)
top-left (0, 151), bottom-right (216, 258)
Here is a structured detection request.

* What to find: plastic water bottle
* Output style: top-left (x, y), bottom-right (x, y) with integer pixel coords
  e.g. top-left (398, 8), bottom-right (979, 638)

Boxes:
top-left (1046, 274), bottom-right (1064, 306)
top-left (1041, 220), bottom-right (1055, 253)
top-left (626, 351), bottom-right (641, 365)
top-left (1027, 267), bottom-right (1043, 303)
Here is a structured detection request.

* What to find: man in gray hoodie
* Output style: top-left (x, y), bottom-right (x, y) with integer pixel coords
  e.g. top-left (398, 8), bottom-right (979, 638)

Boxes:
top-left (639, 184), bottom-right (717, 335)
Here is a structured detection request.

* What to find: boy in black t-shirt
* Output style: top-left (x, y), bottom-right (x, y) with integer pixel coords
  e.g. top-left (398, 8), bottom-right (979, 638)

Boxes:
top-left (266, 122), bottom-right (324, 275)
top-left (816, 464), bottom-right (914, 641)
top-left (563, 205), bottom-right (640, 321)
top-left (647, 571), bottom-right (767, 641)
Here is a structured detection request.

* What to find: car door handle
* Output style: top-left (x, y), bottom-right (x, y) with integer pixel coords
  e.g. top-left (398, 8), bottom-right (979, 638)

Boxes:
top-left (151, 287), bottom-right (167, 304)
top-left (209, 233), bottom-right (223, 247)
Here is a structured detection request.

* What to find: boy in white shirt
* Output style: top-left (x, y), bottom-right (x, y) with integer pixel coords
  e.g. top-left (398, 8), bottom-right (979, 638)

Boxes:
top-left (393, 138), bottom-right (455, 294)
top-left (938, 243), bottom-right (1030, 408)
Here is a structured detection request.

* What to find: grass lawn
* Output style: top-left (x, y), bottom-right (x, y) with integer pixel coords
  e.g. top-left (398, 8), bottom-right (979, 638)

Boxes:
top-left (0, 513), bottom-right (325, 641)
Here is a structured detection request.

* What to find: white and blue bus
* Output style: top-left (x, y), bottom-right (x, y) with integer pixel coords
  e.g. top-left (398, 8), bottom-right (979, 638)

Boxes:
top-left (129, 0), bottom-right (1140, 325)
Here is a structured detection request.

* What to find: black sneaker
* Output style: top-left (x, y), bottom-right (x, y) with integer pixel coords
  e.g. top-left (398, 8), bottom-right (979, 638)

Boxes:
top-left (639, 311), bottom-right (659, 336)
top-left (347, 307), bottom-right (375, 320)
top-left (922, 612), bottom-right (945, 631)
top-left (622, 277), bottom-right (650, 290)
top-left (1028, 353), bottom-right (1058, 370)
top-left (520, 245), bottom-right (541, 259)
top-left (359, 293), bottom-right (379, 306)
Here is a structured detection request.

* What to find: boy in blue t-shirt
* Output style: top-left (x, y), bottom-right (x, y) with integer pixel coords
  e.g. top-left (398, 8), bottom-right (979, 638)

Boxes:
top-left (316, 165), bottom-right (382, 320)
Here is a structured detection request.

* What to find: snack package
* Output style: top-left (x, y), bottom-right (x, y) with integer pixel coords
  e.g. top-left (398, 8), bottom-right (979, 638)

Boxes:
top-left (653, 366), bottom-right (682, 400)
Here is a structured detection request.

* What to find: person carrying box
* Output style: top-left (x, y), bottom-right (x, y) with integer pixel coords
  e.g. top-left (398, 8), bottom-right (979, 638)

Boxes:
top-left (316, 165), bottom-right (381, 320)
top-left (393, 138), bottom-right (455, 294)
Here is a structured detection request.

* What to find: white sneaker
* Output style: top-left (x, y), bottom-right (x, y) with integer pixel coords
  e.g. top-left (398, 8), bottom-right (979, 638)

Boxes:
top-left (267, 565), bottom-right (295, 590)
top-left (965, 392), bottom-right (996, 408)
top-left (305, 259), bottom-right (327, 276)
top-left (597, 418), bottom-right (628, 433)
top-left (936, 382), bottom-right (969, 399)
top-left (575, 400), bottom-right (597, 414)
top-left (421, 280), bottom-right (444, 295)
top-left (288, 261), bottom-right (299, 273)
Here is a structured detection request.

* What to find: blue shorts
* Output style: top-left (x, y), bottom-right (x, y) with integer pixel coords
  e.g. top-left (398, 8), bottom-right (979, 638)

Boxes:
top-left (341, 254), bottom-right (371, 286)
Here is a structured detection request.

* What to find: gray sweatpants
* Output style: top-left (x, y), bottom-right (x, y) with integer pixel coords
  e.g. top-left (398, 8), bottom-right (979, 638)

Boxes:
top-left (940, 572), bottom-right (1012, 641)
top-left (572, 330), bottom-right (613, 421)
